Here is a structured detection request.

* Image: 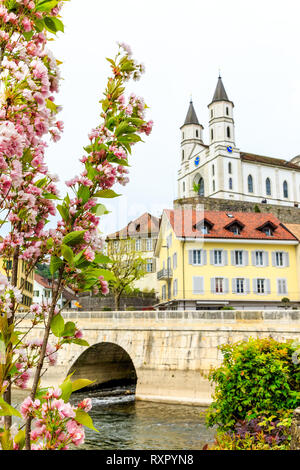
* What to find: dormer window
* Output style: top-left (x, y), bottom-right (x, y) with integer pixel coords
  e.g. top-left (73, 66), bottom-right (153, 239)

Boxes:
top-left (257, 221), bottom-right (277, 237)
top-left (225, 220), bottom-right (245, 235)
top-left (193, 218), bottom-right (214, 234)
top-left (135, 224), bottom-right (141, 232)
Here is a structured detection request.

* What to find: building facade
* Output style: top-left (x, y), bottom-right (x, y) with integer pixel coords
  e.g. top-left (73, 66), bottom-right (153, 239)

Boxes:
top-left (106, 212), bottom-right (161, 293)
top-left (155, 208), bottom-right (300, 310)
top-left (178, 77), bottom-right (300, 207)
top-left (0, 258), bottom-right (33, 310)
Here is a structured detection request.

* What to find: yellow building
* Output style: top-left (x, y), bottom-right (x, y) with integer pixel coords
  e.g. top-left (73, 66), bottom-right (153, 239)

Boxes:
top-left (0, 257), bottom-right (34, 310)
top-left (106, 212), bottom-right (161, 293)
top-left (155, 208), bottom-right (300, 310)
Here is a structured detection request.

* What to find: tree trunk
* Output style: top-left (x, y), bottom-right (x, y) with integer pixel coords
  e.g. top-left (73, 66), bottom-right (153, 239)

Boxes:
top-left (114, 292), bottom-right (121, 311)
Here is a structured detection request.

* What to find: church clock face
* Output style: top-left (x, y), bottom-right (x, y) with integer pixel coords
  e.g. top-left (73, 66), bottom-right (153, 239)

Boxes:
top-left (227, 146), bottom-right (233, 153)
top-left (195, 156), bottom-right (200, 166)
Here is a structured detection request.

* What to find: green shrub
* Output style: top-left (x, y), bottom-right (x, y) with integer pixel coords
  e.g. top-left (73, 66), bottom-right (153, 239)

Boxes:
top-left (206, 337), bottom-right (300, 431)
top-left (102, 307), bottom-right (112, 311)
top-left (254, 205), bottom-right (261, 213)
top-left (220, 306), bottom-right (235, 310)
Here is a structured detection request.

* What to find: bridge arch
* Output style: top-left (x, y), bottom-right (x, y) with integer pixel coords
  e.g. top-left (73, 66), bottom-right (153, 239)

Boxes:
top-left (67, 342), bottom-right (137, 391)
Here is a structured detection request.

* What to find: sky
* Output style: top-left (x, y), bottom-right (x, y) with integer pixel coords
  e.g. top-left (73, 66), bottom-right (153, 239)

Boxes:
top-left (45, 0), bottom-right (300, 237)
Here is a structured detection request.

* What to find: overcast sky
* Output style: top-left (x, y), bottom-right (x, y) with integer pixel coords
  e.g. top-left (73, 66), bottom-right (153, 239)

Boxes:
top-left (46, 0), bottom-right (300, 236)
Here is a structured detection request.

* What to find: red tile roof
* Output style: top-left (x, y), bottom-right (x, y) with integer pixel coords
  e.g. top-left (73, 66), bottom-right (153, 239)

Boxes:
top-left (106, 212), bottom-right (160, 240)
top-left (164, 209), bottom-right (297, 241)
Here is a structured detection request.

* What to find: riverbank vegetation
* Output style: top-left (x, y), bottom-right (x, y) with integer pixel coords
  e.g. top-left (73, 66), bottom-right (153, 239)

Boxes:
top-left (205, 337), bottom-right (300, 450)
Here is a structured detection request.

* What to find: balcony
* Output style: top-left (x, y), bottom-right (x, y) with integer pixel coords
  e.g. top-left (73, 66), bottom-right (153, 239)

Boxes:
top-left (157, 268), bottom-right (173, 280)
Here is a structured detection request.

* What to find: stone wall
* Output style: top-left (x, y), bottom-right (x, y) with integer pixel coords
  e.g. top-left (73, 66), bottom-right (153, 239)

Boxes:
top-left (174, 196), bottom-right (300, 224)
top-left (77, 293), bottom-right (158, 311)
top-left (20, 310), bottom-right (300, 406)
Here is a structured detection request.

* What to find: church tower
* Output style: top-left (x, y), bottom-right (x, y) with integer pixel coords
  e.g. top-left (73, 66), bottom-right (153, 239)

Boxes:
top-left (208, 76), bottom-right (235, 146)
top-left (180, 100), bottom-right (204, 163)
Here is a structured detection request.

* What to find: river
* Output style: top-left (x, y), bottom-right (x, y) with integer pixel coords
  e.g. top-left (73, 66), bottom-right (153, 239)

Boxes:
top-left (12, 386), bottom-right (216, 450)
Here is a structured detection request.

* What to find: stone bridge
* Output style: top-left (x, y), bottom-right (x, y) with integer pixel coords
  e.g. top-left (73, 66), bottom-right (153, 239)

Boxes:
top-left (23, 310), bottom-right (300, 405)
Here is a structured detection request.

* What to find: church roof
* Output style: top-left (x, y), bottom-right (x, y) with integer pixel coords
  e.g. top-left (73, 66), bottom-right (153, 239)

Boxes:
top-left (182, 100), bottom-right (199, 126)
top-left (211, 76), bottom-right (230, 103)
top-left (240, 152), bottom-right (300, 171)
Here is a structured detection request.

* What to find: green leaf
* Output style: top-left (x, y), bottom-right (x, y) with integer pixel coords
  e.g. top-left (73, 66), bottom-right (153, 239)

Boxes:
top-left (46, 98), bottom-right (58, 113)
top-left (62, 321), bottom-right (76, 337)
top-left (71, 379), bottom-right (95, 392)
top-left (46, 237), bottom-right (54, 249)
top-left (94, 254), bottom-right (111, 264)
top-left (50, 313), bottom-right (65, 337)
top-left (94, 189), bottom-right (120, 199)
top-left (0, 397), bottom-right (21, 418)
top-left (63, 231), bottom-right (86, 247)
top-left (60, 378), bottom-right (73, 403)
top-left (61, 244), bottom-right (74, 265)
top-left (77, 186), bottom-right (90, 204)
top-left (57, 204), bottom-right (69, 222)
top-left (50, 255), bottom-right (63, 275)
top-left (36, 0), bottom-right (59, 12)
top-left (44, 16), bottom-right (64, 33)
top-left (115, 122), bottom-right (136, 137)
top-left (90, 204), bottom-right (110, 216)
top-left (72, 338), bottom-right (90, 347)
top-left (14, 430), bottom-right (25, 450)
top-left (75, 410), bottom-right (99, 432)
top-left (43, 192), bottom-right (61, 200)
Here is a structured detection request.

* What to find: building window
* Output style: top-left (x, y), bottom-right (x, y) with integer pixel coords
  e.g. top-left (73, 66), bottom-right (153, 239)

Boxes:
top-left (201, 224), bottom-right (209, 234)
top-left (236, 278), bottom-right (245, 294)
top-left (199, 177), bottom-right (204, 196)
top-left (211, 129), bottom-right (214, 141)
top-left (255, 251), bottom-right (264, 266)
top-left (146, 238), bottom-right (153, 251)
top-left (183, 181), bottom-right (185, 193)
top-left (212, 165), bottom-right (215, 176)
top-left (235, 251), bottom-right (243, 265)
top-left (214, 250), bottom-right (223, 265)
top-left (277, 279), bottom-right (287, 295)
top-left (226, 106), bottom-right (229, 116)
top-left (162, 285), bottom-right (166, 300)
top-left (173, 252), bottom-right (177, 269)
top-left (34, 291), bottom-right (39, 297)
top-left (196, 130), bottom-right (199, 138)
top-left (146, 259), bottom-right (153, 273)
top-left (248, 175), bottom-right (253, 193)
top-left (182, 149), bottom-right (184, 161)
top-left (266, 178), bottom-right (271, 196)
top-left (229, 177), bottom-right (233, 190)
top-left (211, 109), bottom-right (213, 118)
top-left (173, 279), bottom-right (178, 296)
top-left (257, 279), bottom-right (265, 294)
top-left (182, 132), bottom-right (184, 139)
top-left (283, 180), bottom-right (288, 198)
top-left (192, 250), bottom-right (202, 265)
top-left (227, 126), bottom-right (231, 138)
top-left (215, 278), bottom-right (224, 293)
top-left (228, 162), bottom-right (232, 174)
top-left (135, 239), bottom-right (141, 251)
top-left (275, 252), bottom-right (284, 267)
top-left (212, 180), bottom-right (215, 192)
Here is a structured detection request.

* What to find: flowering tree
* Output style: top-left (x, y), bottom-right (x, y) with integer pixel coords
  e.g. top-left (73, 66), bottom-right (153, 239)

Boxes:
top-left (0, 0), bottom-right (153, 450)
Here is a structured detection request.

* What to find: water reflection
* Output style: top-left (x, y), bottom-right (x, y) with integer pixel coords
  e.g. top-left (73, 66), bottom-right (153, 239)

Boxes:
top-left (70, 387), bottom-right (216, 450)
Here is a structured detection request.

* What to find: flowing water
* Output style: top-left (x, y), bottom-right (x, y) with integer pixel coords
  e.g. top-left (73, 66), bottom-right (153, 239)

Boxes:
top-left (12, 386), bottom-right (216, 450)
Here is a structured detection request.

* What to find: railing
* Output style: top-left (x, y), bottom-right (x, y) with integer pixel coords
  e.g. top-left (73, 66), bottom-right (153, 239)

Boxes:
top-left (157, 268), bottom-right (173, 280)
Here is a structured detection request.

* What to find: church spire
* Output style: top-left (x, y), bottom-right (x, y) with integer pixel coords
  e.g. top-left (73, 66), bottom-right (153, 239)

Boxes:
top-left (211, 75), bottom-right (229, 103)
top-left (183, 99), bottom-right (199, 126)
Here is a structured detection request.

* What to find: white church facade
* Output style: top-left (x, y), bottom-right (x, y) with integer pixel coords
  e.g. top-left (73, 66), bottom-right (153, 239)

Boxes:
top-left (177, 76), bottom-right (300, 207)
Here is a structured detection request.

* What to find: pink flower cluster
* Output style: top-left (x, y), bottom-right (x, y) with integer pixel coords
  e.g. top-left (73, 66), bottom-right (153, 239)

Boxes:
top-left (20, 388), bottom-right (90, 450)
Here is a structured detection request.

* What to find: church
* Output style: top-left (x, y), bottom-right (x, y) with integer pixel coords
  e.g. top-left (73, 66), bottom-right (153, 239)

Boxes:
top-left (177, 77), bottom-right (300, 207)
